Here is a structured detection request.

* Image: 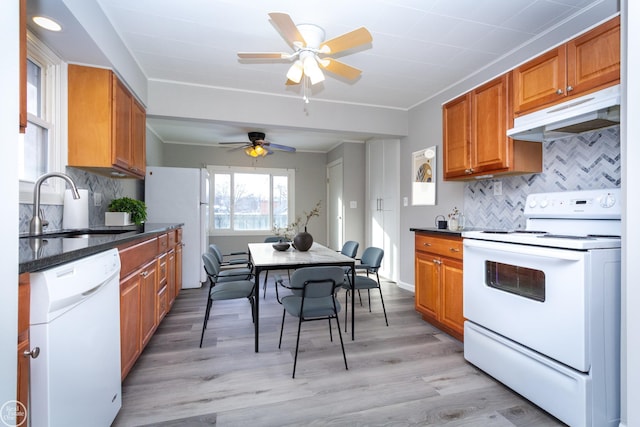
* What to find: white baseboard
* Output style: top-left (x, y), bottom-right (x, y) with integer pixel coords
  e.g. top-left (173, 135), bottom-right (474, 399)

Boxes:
top-left (395, 280), bottom-right (414, 292)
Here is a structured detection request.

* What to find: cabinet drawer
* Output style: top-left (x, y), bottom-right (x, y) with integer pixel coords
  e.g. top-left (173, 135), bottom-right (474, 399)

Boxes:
top-left (415, 234), bottom-right (463, 259)
top-left (157, 252), bottom-right (167, 289)
top-left (157, 233), bottom-right (169, 253)
top-left (168, 230), bottom-right (177, 247)
top-left (118, 237), bottom-right (158, 278)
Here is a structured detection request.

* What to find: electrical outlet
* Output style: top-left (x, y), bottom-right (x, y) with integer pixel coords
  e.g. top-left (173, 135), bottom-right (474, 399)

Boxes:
top-left (493, 181), bottom-right (502, 196)
top-left (403, 197), bottom-right (408, 207)
top-left (94, 192), bottom-right (102, 206)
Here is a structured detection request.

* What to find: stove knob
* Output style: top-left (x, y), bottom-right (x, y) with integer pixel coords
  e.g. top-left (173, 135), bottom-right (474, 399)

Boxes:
top-left (600, 193), bottom-right (616, 208)
top-left (528, 199), bottom-right (537, 208)
top-left (540, 199), bottom-right (549, 208)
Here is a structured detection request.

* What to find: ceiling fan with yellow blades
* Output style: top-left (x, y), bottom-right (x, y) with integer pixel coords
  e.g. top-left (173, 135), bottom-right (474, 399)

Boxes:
top-left (238, 12), bottom-right (372, 87)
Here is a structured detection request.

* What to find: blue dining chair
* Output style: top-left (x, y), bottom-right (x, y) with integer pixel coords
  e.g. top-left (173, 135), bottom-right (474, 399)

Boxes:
top-left (278, 266), bottom-right (348, 378)
top-left (199, 252), bottom-right (255, 348)
top-left (208, 244), bottom-right (253, 282)
top-left (263, 236), bottom-right (290, 300)
top-left (342, 246), bottom-right (388, 330)
top-left (338, 240), bottom-right (359, 285)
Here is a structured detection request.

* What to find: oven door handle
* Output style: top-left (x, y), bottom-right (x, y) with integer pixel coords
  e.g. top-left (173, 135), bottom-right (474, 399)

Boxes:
top-left (463, 238), bottom-right (584, 262)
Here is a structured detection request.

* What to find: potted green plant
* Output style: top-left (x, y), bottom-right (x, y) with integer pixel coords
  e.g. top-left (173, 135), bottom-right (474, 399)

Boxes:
top-left (106, 197), bottom-right (147, 225)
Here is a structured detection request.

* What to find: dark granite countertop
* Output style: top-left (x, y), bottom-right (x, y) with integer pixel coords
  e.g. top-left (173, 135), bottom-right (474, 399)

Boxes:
top-left (410, 227), bottom-right (489, 237)
top-left (19, 223), bottom-right (183, 274)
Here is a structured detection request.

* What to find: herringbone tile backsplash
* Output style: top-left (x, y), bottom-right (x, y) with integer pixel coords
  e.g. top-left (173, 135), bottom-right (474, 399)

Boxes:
top-left (463, 126), bottom-right (621, 230)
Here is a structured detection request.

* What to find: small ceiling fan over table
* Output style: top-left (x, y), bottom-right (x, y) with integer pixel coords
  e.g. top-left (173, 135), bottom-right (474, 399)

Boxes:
top-left (238, 12), bottom-right (372, 89)
top-left (220, 132), bottom-right (296, 157)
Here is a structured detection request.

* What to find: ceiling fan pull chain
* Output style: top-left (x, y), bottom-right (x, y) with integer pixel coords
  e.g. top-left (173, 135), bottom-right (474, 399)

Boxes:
top-left (303, 76), bottom-right (310, 104)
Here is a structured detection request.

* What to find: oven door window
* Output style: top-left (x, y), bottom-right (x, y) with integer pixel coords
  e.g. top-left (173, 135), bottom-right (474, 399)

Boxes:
top-left (485, 261), bottom-right (545, 302)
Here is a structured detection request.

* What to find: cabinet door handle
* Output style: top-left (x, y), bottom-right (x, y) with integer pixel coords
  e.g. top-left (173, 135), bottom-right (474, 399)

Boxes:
top-left (140, 271), bottom-right (148, 277)
top-left (24, 347), bottom-right (40, 359)
top-left (433, 259), bottom-right (441, 264)
top-left (423, 243), bottom-right (431, 247)
top-left (566, 85), bottom-right (574, 92)
top-left (449, 248), bottom-right (460, 252)
top-left (556, 88), bottom-right (564, 95)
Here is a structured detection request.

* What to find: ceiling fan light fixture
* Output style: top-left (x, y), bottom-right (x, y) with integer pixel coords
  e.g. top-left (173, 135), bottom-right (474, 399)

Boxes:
top-left (244, 145), bottom-right (267, 158)
top-left (286, 60), bottom-right (304, 84)
top-left (303, 55), bottom-right (325, 85)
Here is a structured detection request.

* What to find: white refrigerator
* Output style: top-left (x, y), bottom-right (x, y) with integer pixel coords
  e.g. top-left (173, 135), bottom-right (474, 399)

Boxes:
top-left (145, 167), bottom-right (209, 288)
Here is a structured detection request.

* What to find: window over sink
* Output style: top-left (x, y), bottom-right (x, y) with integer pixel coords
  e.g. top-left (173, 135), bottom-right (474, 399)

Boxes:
top-left (207, 165), bottom-right (294, 235)
top-left (19, 31), bottom-right (66, 205)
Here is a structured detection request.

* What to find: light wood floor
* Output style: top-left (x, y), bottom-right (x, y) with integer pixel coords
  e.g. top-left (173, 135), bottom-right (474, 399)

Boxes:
top-left (112, 274), bottom-right (565, 427)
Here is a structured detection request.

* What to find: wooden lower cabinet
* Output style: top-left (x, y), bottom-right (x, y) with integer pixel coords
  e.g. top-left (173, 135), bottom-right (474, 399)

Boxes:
top-left (175, 231), bottom-right (183, 298)
top-left (17, 273), bottom-right (31, 425)
top-left (119, 271), bottom-right (142, 380)
top-left (166, 249), bottom-right (176, 308)
top-left (156, 252), bottom-right (168, 323)
top-left (118, 227), bottom-right (182, 380)
top-left (140, 259), bottom-right (158, 348)
top-left (414, 233), bottom-right (465, 341)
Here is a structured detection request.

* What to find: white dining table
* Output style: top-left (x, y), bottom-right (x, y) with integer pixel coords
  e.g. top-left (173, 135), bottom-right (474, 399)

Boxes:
top-left (248, 242), bottom-right (356, 352)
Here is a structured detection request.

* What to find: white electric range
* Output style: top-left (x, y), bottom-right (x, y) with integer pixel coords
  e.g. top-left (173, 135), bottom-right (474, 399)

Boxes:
top-left (462, 188), bottom-right (621, 427)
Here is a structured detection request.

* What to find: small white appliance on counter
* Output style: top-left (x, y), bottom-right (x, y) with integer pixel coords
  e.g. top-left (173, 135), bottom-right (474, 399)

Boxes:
top-left (462, 188), bottom-right (621, 426)
top-left (145, 166), bottom-right (210, 288)
top-left (30, 249), bottom-right (122, 427)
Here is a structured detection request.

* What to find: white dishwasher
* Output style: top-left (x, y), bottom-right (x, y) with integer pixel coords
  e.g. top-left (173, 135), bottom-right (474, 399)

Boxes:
top-left (30, 248), bottom-right (122, 427)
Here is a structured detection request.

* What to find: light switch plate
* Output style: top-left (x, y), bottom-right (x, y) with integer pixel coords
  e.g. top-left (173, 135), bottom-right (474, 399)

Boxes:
top-left (94, 192), bottom-right (102, 206)
top-left (403, 197), bottom-right (408, 207)
top-left (350, 201), bottom-right (357, 209)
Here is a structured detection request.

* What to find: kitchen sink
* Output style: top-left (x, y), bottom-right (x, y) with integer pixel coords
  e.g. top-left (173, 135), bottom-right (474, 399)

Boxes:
top-left (20, 229), bottom-right (136, 239)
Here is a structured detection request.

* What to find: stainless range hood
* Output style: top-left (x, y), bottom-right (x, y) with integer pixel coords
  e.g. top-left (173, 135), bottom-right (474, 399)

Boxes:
top-left (507, 84), bottom-right (620, 142)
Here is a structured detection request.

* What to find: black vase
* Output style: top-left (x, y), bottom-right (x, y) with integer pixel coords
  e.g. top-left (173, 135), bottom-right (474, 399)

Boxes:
top-left (293, 228), bottom-right (313, 251)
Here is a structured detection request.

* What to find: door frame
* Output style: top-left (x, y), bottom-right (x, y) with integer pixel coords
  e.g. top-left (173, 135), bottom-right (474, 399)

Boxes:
top-left (327, 158), bottom-right (344, 251)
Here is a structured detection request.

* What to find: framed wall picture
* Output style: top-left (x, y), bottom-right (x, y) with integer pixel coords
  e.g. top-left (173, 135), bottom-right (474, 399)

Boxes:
top-left (412, 146), bottom-right (436, 205)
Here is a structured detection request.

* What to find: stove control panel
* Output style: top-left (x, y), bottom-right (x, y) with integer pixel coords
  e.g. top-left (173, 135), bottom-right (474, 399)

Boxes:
top-left (525, 189), bottom-right (621, 219)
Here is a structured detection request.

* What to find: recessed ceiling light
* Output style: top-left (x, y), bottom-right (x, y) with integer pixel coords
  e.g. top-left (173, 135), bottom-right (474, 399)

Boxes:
top-left (32, 16), bottom-right (62, 32)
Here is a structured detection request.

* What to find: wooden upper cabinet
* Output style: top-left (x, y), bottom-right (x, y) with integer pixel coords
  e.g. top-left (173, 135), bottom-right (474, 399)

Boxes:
top-left (442, 93), bottom-right (471, 178)
top-left (471, 75), bottom-right (511, 174)
top-left (443, 74), bottom-right (541, 180)
top-left (112, 77), bottom-right (133, 172)
top-left (567, 16), bottom-right (620, 95)
top-left (513, 16), bottom-right (620, 115)
top-left (131, 99), bottom-right (147, 175)
top-left (512, 47), bottom-right (566, 115)
top-left (19, 0), bottom-right (27, 133)
top-left (68, 65), bottom-right (146, 179)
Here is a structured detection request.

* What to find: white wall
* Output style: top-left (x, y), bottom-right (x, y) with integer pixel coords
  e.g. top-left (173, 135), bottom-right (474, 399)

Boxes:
top-left (1, 0), bottom-right (20, 414)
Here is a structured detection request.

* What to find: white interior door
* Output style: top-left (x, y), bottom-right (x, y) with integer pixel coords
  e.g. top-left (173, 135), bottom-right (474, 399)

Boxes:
top-left (327, 159), bottom-right (344, 251)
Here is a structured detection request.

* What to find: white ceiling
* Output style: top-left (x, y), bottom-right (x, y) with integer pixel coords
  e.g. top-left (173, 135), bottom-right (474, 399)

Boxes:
top-left (28, 0), bottom-right (603, 153)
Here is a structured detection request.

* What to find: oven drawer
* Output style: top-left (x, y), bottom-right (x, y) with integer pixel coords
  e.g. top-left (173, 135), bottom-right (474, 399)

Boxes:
top-left (464, 321), bottom-right (591, 426)
top-left (415, 234), bottom-right (462, 259)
